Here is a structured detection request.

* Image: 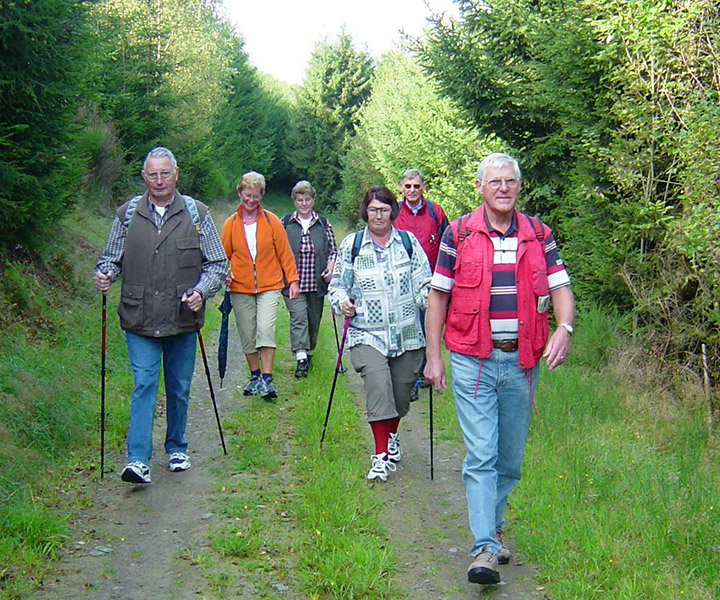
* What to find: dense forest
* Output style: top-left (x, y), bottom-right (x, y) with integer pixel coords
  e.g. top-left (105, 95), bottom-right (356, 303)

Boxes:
top-left (2, 0), bottom-right (720, 402)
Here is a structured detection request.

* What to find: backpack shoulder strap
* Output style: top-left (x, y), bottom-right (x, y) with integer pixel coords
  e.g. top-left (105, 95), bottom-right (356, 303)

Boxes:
top-left (426, 200), bottom-right (449, 237)
top-left (122, 195), bottom-right (143, 235)
top-left (398, 229), bottom-right (413, 259)
top-left (182, 195), bottom-right (201, 231)
top-left (281, 213), bottom-right (291, 227)
top-left (123, 195), bottom-right (201, 234)
top-left (454, 213), bottom-right (471, 244)
top-left (351, 229), bottom-right (413, 261)
top-left (351, 230), bottom-right (364, 261)
top-left (527, 215), bottom-right (545, 244)
top-left (425, 200), bottom-right (437, 222)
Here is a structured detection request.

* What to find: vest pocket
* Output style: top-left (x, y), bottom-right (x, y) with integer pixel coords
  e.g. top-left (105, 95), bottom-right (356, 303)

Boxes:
top-left (530, 271), bottom-right (550, 354)
top-left (176, 237), bottom-right (201, 269)
top-left (531, 269), bottom-right (550, 297)
top-left (454, 261), bottom-right (483, 287)
top-left (447, 300), bottom-right (481, 344)
top-left (118, 284), bottom-right (144, 330)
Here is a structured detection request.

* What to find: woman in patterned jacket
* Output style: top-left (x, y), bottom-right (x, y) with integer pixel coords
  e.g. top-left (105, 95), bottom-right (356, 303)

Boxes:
top-left (328, 185), bottom-right (431, 482)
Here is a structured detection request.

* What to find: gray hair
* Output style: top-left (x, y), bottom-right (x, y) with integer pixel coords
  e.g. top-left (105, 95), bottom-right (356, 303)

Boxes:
top-left (143, 147), bottom-right (177, 172)
top-left (476, 153), bottom-right (521, 181)
top-left (291, 180), bottom-right (316, 198)
top-left (401, 168), bottom-right (425, 183)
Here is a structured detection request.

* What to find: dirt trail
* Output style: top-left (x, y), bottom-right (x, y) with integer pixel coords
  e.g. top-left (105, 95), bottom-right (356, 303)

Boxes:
top-left (33, 326), bottom-right (546, 600)
top-left (33, 377), bottom-right (228, 600)
top-left (373, 389), bottom-right (547, 599)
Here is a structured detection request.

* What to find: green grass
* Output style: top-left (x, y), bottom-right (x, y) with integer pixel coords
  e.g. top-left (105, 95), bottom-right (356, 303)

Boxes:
top-left (0, 205), bottom-right (131, 598)
top-left (512, 304), bottom-right (720, 599)
top-left (202, 297), bottom-right (399, 598)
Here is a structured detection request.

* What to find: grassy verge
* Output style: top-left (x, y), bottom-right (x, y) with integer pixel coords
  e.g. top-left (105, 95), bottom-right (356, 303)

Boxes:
top-left (513, 304), bottom-right (720, 599)
top-left (202, 192), bottom-right (404, 597)
top-left (0, 205), bottom-right (131, 597)
top-left (203, 303), bottom-right (401, 598)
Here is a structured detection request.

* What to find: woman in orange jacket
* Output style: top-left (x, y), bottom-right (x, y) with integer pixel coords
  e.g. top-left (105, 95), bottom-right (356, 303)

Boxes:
top-left (221, 171), bottom-right (299, 400)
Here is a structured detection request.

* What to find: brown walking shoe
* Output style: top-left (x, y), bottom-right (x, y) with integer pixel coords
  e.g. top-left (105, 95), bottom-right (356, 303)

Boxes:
top-left (467, 546), bottom-right (500, 584)
top-left (495, 527), bottom-right (511, 564)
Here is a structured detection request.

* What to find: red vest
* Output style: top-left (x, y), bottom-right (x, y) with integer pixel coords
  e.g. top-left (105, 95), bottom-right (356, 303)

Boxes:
top-left (444, 206), bottom-right (550, 368)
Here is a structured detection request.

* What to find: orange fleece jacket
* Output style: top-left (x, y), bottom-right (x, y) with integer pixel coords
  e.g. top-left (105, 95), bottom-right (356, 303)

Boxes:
top-left (221, 206), bottom-right (299, 294)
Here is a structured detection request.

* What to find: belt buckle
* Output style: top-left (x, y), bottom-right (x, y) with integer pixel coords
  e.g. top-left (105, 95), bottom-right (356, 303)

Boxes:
top-left (494, 339), bottom-right (517, 352)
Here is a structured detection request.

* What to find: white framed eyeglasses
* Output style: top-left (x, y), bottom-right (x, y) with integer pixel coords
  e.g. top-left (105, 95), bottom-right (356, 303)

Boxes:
top-left (144, 171), bottom-right (175, 181)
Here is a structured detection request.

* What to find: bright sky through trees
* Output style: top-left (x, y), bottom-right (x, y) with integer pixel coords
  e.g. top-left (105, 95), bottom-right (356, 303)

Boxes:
top-left (222, 0), bottom-right (458, 84)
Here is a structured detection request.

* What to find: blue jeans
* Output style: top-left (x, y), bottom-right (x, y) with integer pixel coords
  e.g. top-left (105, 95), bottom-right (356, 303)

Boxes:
top-left (450, 350), bottom-right (538, 555)
top-left (125, 331), bottom-right (197, 464)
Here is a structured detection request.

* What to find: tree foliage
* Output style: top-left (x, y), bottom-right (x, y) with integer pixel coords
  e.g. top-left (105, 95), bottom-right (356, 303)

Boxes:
top-left (85, 0), bottom-right (235, 168)
top-left (211, 58), bottom-right (293, 195)
top-left (338, 51), bottom-right (491, 223)
top-left (287, 33), bottom-right (374, 209)
top-left (421, 0), bottom-right (720, 382)
top-left (0, 0), bottom-right (90, 250)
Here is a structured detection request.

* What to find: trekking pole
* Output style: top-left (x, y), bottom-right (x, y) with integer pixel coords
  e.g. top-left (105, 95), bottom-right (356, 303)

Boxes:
top-left (320, 306), bottom-right (352, 446)
top-left (186, 289), bottom-right (227, 455)
top-left (331, 310), bottom-right (347, 374)
top-left (100, 293), bottom-right (107, 479)
top-left (429, 386), bottom-right (434, 481)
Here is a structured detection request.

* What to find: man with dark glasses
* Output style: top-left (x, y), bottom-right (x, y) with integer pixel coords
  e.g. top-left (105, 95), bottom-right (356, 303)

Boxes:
top-left (394, 168), bottom-right (449, 400)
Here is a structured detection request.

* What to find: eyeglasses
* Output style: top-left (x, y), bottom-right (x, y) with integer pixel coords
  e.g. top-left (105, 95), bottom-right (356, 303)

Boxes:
top-left (144, 171), bottom-right (175, 181)
top-left (403, 183), bottom-right (422, 190)
top-left (484, 178), bottom-right (519, 190)
top-left (367, 207), bottom-right (392, 216)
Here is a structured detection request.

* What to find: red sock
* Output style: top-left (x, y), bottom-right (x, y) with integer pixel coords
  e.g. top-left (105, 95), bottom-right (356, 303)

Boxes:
top-left (370, 419), bottom-right (393, 455)
top-left (388, 416), bottom-right (400, 434)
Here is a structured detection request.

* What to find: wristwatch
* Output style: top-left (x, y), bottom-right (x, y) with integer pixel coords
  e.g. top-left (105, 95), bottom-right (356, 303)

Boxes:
top-left (559, 322), bottom-right (574, 335)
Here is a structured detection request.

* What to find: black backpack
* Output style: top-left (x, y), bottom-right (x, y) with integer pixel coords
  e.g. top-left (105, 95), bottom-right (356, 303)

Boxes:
top-left (350, 229), bottom-right (413, 261)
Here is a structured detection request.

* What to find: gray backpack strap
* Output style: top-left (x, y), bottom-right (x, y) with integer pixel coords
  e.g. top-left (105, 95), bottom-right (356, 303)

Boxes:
top-left (123, 194), bottom-right (201, 235)
top-left (122, 196), bottom-right (143, 236)
top-left (183, 195), bottom-right (201, 231)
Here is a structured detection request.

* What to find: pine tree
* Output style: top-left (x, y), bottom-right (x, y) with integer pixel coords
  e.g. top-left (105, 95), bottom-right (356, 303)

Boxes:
top-left (0, 0), bottom-right (90, 250)
top-left (288, 33), bottom-right (374, 208)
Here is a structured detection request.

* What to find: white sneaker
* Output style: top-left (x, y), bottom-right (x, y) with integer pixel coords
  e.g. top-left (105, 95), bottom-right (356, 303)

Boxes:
top-left (366, 452), bottom-right (396, 482)
top-left (121, 461), bottom-right (151, 484)
top-left (387, 432), bottom-right (402, 463)
top-left (167, 452), bottom-right (191, 472)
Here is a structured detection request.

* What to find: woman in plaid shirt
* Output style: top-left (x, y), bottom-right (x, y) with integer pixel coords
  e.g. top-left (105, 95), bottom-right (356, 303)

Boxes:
top-left (281, 181), bottom-right (338, 378)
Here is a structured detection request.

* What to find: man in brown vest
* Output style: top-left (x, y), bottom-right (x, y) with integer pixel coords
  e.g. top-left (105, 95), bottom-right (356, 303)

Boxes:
top-left (94, 147), bottom-right (227, 484)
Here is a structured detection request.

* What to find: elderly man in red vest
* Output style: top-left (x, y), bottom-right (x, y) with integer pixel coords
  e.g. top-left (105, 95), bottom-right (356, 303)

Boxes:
top-left (424, 153), bottom-right (575, 585)
top-left (94, 147), bottom-right (227, 484)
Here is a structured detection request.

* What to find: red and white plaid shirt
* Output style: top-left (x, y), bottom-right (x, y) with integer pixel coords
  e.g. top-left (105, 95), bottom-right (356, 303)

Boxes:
top-left (286, 211), bottom-right (337, 293)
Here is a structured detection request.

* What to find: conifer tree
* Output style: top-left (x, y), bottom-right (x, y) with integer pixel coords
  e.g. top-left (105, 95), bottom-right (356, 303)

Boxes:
top-left (0, 0), bottom-right (89, 249)
top-left (288, 33), bottom-right (374, 208)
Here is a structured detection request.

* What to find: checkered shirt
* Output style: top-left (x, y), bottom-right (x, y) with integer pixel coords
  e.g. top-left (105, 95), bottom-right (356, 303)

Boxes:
top-left (286, 211), bottom-right (337, 293)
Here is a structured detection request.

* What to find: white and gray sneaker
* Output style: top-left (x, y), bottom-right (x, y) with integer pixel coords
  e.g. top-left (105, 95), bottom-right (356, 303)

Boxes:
top-left (121, 461), bottom-right (151, 484)
top-left (168, 452), bottom-right (191, 472)
top-left (366, 452), bottom-right (396, 482)
top-left (387, 432), bottom-right (402, 463)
